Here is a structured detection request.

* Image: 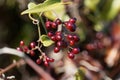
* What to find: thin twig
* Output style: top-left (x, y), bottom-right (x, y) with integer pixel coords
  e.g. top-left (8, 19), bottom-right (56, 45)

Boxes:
top-left (0, 47), bottom-right (55, 80)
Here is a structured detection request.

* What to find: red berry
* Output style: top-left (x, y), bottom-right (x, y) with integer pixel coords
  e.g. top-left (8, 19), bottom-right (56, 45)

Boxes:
top-left (54, 47), bottom-right (60, 53)
top-left (86, 44), bottom-right (95, 50)
top-left (55, 31), bottom-right (62, 35)
top-left (20, 40), bottom-right (25, 46)
top-left (44, 61), bottom-right (49, 67)
top-left (52, 22), bottom-right (57, 29)
top-left (55, 18), bottom-right (61, 25)
top-left (46, 57), bottom-right (50, 62)
top-left (73, 35), bottom-right (80, 42)
top-left (49, 58), bottom-right (54, 62)
top-left (45, 21), bottom-right (51, 29)
top-left (30, 42), bottom-right (36, 48)
top-left (56, 41), bottom-right (63, 47)
top-left (72, 48), bottom-right (80, 54)
top-left (67, 34), bottom-right (73, 40)
top-left (50, 35), bottom-right (56, 41)
top-left (69, 40), bottom-right (75, 46)
top-left (16, 47), bottom-right (23, 51)
top-left (30, 50), bottom-right (35, 56)
top-left (66, 22), bottom-right (76, 32)
top-left (56, 35), bottom-right (62, 41)
top-left (69, 18), bottom-right (76, 23)
top-left (23, 46), bottom-right (29, 52)
top-left (68, 52), bottom-right (74, 59)
top-left (47, 31), bottom-right (54, 37)
top-left (36, 59), bottom-right (41, 64)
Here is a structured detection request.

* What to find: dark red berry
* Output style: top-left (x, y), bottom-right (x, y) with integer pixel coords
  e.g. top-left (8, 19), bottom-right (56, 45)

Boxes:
top-left (52, 22), bottom-right (57, 29)
top-left (69, 18), bottom-right (76, 23)
top-left (68, 52), bottom-right (74, 59)
top-left (17, 47), bottom-right (23, 51)
top-left (50, 35), bottom-right (56, 41)
top-left (44, 61), bottom-right (49, 67)
top-left (67, 34), bottom-right (73, 40)
top-left (72, 48), bottom-right (80, 54)
top-left (66, 22), bottom-right (76, 32)
top-left (69, 40), bottom-right (75, 46)
top-left (20, 40), bottom-right (24, 46)
top-left (73, 35), bottom-right (80, 42)
top-left (46, 57), bottom-right (50, 62)
top-left (47, 31), bottom-right (54, 37)
top-left (56, 41), bottom-right (63, 47)
top-left (86, 44), bottom-right (96, 50)
top-left (45, 21), bottom-right (51, 29)
top-left (36, 59), bottom-right (41, 64)
top-left (54, 47), bottom-right (60, 53)
top-left (23, 46), bottom-right (29, 52)
top-left (55, 18), bottom-right (61, 25)
top-left (30, 42), bottom-right (36, 48)
top-left (30, 50), bottom-right (35, 56)
top-left (55, 31), bottom-right (62, 35)
top-left (49, 58), bottom-right (54, 62)
top-left (56, 35), bottom-right (62, 41)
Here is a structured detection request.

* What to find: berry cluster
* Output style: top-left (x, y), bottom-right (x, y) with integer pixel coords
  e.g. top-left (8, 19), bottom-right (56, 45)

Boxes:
top-left (86, 32), bottom-right (104, 51)
top-left (17, 41), bottom-right (36, 56)
top-left (17, 40), bottom-right (54, 66)
top-left (46, 18), bottom-right (80, 59)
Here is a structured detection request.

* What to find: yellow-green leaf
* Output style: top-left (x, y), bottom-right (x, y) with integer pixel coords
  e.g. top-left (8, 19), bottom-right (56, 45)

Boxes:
top-left (40, 35), bottom-right (54, 47)
top-left (21, 0), bottom-right (71, 15)
top-left (28, 2), bottom-right (37, 9)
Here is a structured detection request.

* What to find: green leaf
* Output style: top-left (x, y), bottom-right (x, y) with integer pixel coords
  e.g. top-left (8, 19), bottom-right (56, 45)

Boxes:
top-left (107, 0), bottom-right (120, 20)
top-left (21, 0), bottom-right (71, 15)
top-left (40, 35), bottom-right (54, 47)
top-left (44, 4), bottom-right (70, 21)
top-left (28, 2), bottom-right (37, 9)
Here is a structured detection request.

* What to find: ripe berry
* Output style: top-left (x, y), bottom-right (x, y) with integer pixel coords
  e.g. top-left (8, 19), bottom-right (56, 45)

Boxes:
top-left (69, 18), bottom-right (76, 23)
top-left (52, 22), bottom-right (57, 29)
top-left (54, 47), bottom-right (60, 53)
top-left (55, 31), bottom-right (62, 35)
top-left (56, 35), bottom-right (62, 41)
top-left (66, 22), bottom-right (76, 32)
top-left (50, 35), bottom-right (56, 41)
top-left (56, 41), bottom-right (63, 47)
top-left (45, 21), bottom-right (51, 29)
top-left (20, 40), bottom-right (24, 46)
top-left (49, 58), bottom-right (54, 62)
top-left (72, 48), bottom-right (80, 54)
top-left (73, 35), bottom-right (80, 42)
top-left (55, 18), bottom-right (62, 25)
top-left (23, 46), bottom-right (29, 52)
top-left (30, 50), bottom-right (35, 56)
top-left (44, 61), bottom-right (49, 67)
top-left (86, 44), bottom-right (95, 50)
top-left (36, 59), bottom-right (41, 64)
top-left (67, 34), bottom-right (73, 40)
top-left (16, 47), bottom-right (23, 51)
top-left (46, 57), bottom-right (50, 62)
top-left (30, 42), bottom-right (36, 48)
top-left (68, 52), bottom-right (74, 59)
top-left (69, 40), bottom-right (75, 46)
top-left (47, 31), bottom-right (54, 37)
